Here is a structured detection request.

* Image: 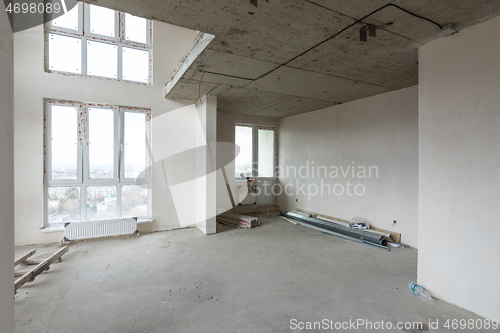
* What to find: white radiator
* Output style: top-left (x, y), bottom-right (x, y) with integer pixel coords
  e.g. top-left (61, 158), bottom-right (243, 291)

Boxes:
top-left (64, 218), bottom-right (138, 241)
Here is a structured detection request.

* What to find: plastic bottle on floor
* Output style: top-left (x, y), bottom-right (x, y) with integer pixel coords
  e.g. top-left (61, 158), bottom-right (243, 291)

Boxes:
top-left (409, 283), bottom-right (433, 301)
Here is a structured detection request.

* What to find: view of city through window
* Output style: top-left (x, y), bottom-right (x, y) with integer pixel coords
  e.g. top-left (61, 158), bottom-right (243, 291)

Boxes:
top-left (45, 101), bottom-right (150, 224)
top-left (235, 125), bottom-right (253, 178)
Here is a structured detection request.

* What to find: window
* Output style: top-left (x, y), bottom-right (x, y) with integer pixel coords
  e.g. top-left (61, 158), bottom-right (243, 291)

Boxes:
top-left (235, 125), bottom-right (277, 179)
top-left (44, 100), bottom-right (151, 227)
top-left (235, 125), bottom-right (253, 178)
top-left (46, 2), bottom-right (152, 83)
top-left (258, 128), bottom-right (275, 177)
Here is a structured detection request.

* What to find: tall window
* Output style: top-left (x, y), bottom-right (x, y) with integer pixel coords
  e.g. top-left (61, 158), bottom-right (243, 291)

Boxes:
top-left (44, 100), bottom-right (151, 227)
top-left (235, 125), bottom-right (253, 178)
top-left (235, 125), bottom-right (277, 179)
top-left (46, 2), bottom-right (152, 83)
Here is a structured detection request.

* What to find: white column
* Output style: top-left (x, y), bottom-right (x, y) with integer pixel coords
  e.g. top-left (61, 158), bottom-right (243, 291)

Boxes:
top-left (196, 95), bottom-right (217, 234)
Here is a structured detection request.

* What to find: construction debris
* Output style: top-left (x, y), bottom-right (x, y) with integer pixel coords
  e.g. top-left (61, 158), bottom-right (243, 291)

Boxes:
top-left (216, 212), bottom-right (261, 228)
top-left (14, 246), bottom-right (69, 292)
top-left (349, 217), bottom-right (370, 229)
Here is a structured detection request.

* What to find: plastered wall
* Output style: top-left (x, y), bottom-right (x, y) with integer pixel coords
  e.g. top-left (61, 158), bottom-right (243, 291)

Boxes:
top-left (14, 21), bottom-right (199, 246)
top-left (418, 15), bottom-right (500, 320)
top-left (0, 4), bottom-right (15, 332)
top-left (278, 86), bottom-right (419, 248)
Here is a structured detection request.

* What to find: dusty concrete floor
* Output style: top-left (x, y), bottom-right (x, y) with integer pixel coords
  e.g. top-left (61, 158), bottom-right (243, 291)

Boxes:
top-left (15, 214), bottom-right (490, 333)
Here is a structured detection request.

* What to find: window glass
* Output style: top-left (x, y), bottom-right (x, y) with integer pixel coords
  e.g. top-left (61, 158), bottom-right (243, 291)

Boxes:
top-left (122, 185), bottom-right (148, 217)
top-left (48, 33), bottom-right (81, 74)
top-left (235, 126), bottom-right (253, 178)
top-left (124, 13), bottom-right (147, 44)
top-left (45, 101), bottom-right (150, 224)
top-left (88, 108), bottom-right (115, 179)
top-left (51, 4), bottom-right (80, 30)
top-left (47, 187), bottom-right (81, 224)
top-left (51, 105), bottom-right (79, 180)
top-left (87, 41), bottom-right (118, 78)
top-left (47, 4), bottom-right (151, 82)
top-left (89, 4), bottom-right (115, 37)
top-left (86, 186), bottom-right (117, 220)
top-left (124, 112), bottom-right (147, 179)
top-left (258, 129), bottom-right (275, 177)
top-left (122, 48), bottom-right (149, 83)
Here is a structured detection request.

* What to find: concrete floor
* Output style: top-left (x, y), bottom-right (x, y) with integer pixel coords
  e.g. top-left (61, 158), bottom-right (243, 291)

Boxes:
top-left (15, 214), bottom-right (490, 333)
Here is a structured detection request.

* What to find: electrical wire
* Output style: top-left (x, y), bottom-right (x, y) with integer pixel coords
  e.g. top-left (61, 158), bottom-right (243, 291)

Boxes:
top-left (252, 3), bottom-right (443, 81)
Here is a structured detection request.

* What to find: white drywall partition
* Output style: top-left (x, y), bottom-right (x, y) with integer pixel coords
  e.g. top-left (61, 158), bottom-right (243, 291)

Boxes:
top-left (196, 95), bottom-right (217, 234)
top-left (418, 15), bottom-right (500, 320)
top-left (0, 4), bottom-right (15, 332)
top-left (14, 20), bottom-right (199, 246)
top-left (278, 86), bottom-right (419, 248)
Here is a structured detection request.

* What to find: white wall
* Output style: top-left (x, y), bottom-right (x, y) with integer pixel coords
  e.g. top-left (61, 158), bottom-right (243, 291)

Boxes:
top-left (0, 4), bottom-right (15, 332)
top-left (14, 21), bottom-right (199, 246)
top-left (216, 112), bottom-right (279, 211)
top-left (418, 16), bottom-right (500, 321)
top-left (278, 86), bottom-right (419, 248)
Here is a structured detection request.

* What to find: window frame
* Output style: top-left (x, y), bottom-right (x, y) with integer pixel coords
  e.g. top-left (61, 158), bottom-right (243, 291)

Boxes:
top-left (234, 124), bottom-right (278, 180)
top-left (45, 2), bottom-right (153, 84)
top-left (44, 99), bottom-right (152, 228)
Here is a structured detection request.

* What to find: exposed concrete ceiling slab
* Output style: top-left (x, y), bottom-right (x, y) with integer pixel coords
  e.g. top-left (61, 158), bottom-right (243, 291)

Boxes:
top-left (286, 23), bottom-right (419, 90)
top-left (393, 0), bottom-right (500, 32)
top-left (363, 6), bottom-right (440, 43)
top-left (83, 0), bottom-right (500, 117)
top-left (245, 66), bottom-right (392, 103)
top-left (306, 0), bottom-right (395, 20)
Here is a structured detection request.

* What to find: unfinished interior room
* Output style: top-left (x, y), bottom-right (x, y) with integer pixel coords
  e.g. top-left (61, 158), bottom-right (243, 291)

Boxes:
top-left (2, 0), bottom-right (500, 332)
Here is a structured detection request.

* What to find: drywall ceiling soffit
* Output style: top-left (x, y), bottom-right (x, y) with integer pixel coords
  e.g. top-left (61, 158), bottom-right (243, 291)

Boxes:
top-left (81, 0), bottom-right (500, 117)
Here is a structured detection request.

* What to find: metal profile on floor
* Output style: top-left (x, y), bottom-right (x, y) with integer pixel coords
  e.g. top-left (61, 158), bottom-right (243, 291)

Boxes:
top-left (280, 211), bottom-right (389, 251)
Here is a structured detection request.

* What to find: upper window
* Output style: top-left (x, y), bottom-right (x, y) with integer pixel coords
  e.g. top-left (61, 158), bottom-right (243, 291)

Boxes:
top-left (44, 100), bottom-right (151, 227)
top-left (46, 2), bottom-right (152, 84)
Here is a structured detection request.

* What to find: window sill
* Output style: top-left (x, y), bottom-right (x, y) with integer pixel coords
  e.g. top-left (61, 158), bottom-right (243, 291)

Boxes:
top-left (40, 226), bottom-right (65, 233)
top-left (40, 218), bottom-right (153, 233)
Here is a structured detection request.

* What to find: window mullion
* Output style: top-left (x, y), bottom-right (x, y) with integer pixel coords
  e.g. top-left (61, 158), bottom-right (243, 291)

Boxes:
top-left (116, 184), bottom-right (122, 218)
top-left (82, 104), bottom-right (90, 184)
top-left (252, 126), bottom-right (258, 178)
top-left (81, 36), bottom-right (87, 76)
top-left (77, 104), bottom-right (83, 183)
top-left (114, 108), bottom-right (121, 182)
top-left (117, 44), bottom-right (123, 80)
top-left (81, 184), bottom-right (87, 221)
top-left (45, 102), bottom-right (53, 185)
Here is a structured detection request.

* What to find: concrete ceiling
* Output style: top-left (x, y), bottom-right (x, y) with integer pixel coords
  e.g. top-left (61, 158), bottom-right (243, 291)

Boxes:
top-left (84, 0), bottom-right (500, 118)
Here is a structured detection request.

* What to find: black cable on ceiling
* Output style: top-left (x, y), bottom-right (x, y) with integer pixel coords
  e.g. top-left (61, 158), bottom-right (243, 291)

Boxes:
top-left (199, 3), bottom-right (443, 87)
top-left (251, 3), bottom-right (443, 82)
